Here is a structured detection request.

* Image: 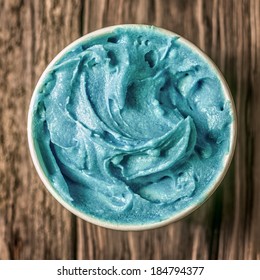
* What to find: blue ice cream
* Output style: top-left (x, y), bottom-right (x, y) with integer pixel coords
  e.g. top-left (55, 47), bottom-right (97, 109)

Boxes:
top-left (31, 25), bottom-right (233, 226)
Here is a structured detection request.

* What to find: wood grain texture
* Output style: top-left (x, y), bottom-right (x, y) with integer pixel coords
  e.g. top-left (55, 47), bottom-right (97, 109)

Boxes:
top-left (0, 0), bottom-right (259, 260)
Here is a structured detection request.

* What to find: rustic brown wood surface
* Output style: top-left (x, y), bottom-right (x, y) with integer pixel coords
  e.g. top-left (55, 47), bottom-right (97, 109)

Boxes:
top-left (0, 0), bottom-right (259, 260)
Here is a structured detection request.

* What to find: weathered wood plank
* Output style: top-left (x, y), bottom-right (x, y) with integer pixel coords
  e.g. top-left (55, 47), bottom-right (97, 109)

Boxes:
top-left (0, 0), bottom-right (82, 260)
top-left (0, 0), bottom-right (259, 260)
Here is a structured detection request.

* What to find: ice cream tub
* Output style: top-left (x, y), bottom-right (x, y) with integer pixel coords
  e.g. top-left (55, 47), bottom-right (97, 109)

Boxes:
top-left (28, 25), bottom-right (237, 230)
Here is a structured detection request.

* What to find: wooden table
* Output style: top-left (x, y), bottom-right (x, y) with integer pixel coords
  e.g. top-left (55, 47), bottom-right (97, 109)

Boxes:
top-left (0, 0), bottom-right (259, 260)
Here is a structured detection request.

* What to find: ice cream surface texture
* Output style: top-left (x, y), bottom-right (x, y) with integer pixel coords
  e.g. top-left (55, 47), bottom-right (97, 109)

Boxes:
top-left (31, 25), bottom-right (234, 226)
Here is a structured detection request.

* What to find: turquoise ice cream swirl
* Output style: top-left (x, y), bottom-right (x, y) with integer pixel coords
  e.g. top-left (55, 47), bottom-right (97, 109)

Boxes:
top-left (32, 26), bottom-right (233, 225)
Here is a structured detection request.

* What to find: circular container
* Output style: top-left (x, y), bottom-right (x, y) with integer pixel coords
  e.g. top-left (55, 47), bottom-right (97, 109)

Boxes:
top-left (28, 25), bottom-right (237, 231)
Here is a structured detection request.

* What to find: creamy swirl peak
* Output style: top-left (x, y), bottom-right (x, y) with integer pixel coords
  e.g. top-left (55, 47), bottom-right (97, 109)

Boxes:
top-left (31, 25), bottom-right (233, 226)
